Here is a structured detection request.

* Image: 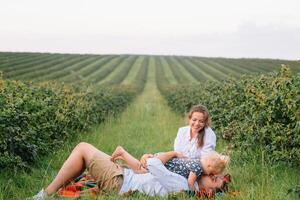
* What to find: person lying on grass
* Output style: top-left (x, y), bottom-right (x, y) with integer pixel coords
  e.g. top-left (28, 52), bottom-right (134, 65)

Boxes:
top-left (111, 146), bottom-right (229, 191)
top-left (28, 142), bottom-right (229, 200)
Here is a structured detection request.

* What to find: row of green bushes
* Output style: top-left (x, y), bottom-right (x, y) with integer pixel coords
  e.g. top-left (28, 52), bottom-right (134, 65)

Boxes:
top-left (160, 66), bottom-right (300, 166)
top-left (0, 75), bottom-right (137, 170)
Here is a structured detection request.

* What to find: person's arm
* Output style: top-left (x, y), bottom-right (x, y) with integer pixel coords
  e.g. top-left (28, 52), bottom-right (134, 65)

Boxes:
top-left (187, 172), bottom-right (197, 191)
top-left (174, 127), bottom-right (185, 152)
top-left (140, 153), bottom-right (154, 168)
top-left (111, 146), bottom-right (148, 174)
top-left (146, 157), bottom-right (189, 192)
top-left (156, 151), bottom-right (186, 164)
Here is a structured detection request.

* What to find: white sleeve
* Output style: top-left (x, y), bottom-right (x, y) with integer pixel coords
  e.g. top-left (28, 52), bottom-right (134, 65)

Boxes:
top-left (201, 127), bottom-right (216, 156)
top-left (174, 128), bottom-right (184, 152)
top-left (147, 158), bottom-right (189, 192)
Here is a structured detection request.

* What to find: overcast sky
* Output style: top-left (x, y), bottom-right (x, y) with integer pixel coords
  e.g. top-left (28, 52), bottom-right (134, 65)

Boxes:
top-left (1, 0), bottom-right (299, 60)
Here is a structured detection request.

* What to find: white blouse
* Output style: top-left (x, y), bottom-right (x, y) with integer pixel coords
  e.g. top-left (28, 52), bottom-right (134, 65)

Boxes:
top-left (174, 126), bottom-right (216, 159)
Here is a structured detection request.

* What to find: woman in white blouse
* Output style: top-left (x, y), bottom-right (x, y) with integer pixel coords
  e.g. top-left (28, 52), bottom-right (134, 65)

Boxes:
top-left (174, 105), bottom-right (216, 159)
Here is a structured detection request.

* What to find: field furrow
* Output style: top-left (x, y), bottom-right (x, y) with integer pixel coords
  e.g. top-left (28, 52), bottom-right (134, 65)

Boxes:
top-left (168, 57), bottom-right (199, 83)
top-left (163, 57), bottom-right (191, 84)
top-left (183, 57), bottom-right (217, 81)
top-left (188, 57), bottom-right (227, 80)
top-left (0, 53), bottom-right (46, 68)
top-left (201, 58), bottom-right (242, 78)
top-left (158, 57), bottom-right (178, 84)
top-left (86, 56), bottom-right (128, 84)
top-left (36, 55), bottom-right (97, 81)
top-left (212, 58), bottom-right (252, 74)
top-left (78, 55), bottom-right (116, 78)
top-left (173, 57), bottom-right (210, 82)
top-left (234, 59), bottom-right (271, 72)
top-left (1, 54), bottom-right (59, 75)
top-left (57, 55), bottom-right (103, 82)
top-left (6, 55), bottom-right (72, 79)
top-left (121, 56), bottom-right (145, 85)
top-left (130, 56), bottom-right (149, 89)
top-left (98, 55), bottom-right (138, 86)
top-left (27, 55), bottom-right (91, 81)
top-left (155, 56), bottom-right (172, 89)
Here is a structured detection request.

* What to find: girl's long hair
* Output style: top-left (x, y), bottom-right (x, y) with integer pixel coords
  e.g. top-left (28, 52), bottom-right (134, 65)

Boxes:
top-left (187, 105), bottom-right (211, 148)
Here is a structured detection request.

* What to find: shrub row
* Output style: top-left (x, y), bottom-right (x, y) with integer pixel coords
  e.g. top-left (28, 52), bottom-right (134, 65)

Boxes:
top-left (0, 76), bottom-right (137, 170)
top-left (161, 66), bottom-right (300, 166)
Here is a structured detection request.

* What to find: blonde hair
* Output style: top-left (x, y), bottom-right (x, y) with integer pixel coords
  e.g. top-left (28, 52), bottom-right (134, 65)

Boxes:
top-left (187, 105), bottom-right (211, 148)
top-left (202, 152), bottom-right (230, 174)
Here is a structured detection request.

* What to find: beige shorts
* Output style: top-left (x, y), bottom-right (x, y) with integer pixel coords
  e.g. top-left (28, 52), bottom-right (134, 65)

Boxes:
top-left (88, 150), bottom-right (124, 193)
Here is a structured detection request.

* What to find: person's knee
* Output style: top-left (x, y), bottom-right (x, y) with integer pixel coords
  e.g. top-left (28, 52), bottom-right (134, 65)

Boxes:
top-left (74, 142), bottom-right (92, 153)
top-left (73, 142), bottom-right (97, 164)
top-left (78, 142), bottom-right (90, 147)
top-left (116, 146), bottom-right (124, 151)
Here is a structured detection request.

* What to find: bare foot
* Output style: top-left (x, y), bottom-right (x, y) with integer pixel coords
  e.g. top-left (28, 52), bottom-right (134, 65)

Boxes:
top-left (111, 146), bottom-right (125, 162)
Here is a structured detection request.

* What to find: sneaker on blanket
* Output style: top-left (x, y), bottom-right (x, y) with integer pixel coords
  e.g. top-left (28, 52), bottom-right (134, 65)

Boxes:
top-left (26, 189), bottom-right (49, 200)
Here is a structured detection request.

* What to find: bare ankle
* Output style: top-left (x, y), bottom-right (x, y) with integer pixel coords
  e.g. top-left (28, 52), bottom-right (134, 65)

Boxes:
top-left (43, 188), bottom-right (51, 196)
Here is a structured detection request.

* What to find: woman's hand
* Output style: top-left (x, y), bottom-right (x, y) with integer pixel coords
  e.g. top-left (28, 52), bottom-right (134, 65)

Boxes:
top-left (175, 152), bottom-right (187, 158)
top-left (140, 154), bottom-right (154, 168)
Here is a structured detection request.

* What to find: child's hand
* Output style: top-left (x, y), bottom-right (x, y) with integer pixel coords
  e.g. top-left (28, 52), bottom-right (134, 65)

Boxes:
top-left (138, 164), bottom-right (149, 173)
top-left (140, 154), bottom-right (154, 167)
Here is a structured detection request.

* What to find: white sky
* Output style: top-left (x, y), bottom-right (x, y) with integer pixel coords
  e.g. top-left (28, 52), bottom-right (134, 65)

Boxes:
top-left (0, 0), bottom-right (299, 59)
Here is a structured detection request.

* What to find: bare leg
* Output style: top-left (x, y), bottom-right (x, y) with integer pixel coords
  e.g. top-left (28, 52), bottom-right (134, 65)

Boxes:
top-left (111, 146), bottom-right (148, 174)
top-left (44, 142), bottom-right (101, 195)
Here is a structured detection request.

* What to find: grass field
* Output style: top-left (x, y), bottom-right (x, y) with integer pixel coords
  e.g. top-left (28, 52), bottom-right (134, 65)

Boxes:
top-left (0, 52), bottom-right (299, 199)
top-left (1, 52), bottom-right (299, 87)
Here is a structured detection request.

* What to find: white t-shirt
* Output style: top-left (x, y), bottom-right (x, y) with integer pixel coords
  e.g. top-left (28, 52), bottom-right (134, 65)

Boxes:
top-left (174, 126), bottom-right (216, 158)
top-left (119, 157), bottom-right (193, 196)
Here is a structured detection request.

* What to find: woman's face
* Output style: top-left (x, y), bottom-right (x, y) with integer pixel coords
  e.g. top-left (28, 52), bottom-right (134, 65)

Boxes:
top-left (189, 112), bottom-right (206, 134)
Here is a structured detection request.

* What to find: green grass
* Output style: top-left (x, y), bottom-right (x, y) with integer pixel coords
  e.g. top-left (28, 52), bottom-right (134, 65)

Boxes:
top-left (164, 56), bottom-right (195, 84)
top-left (121, 56), bottom-right (145, 85)
top-left (157, 56), bottom-right (178, 84)
top-left (57, 55), bottom-right (102, 82)
top-left (0, 52), bottom-right (299, 199)
top-left (1, 58), bottom-right (299, 200)
top-left (87, 56), bottom-right (126, 84)
top-left (216, 141), bottom-right (300, 200)
top-left (23, 56), bottom-right (86, 81)
top-left (167, 57), bottom-right (199, 83)
top-left (98, 55), bottom-right (137, 86)
top-left (1, 52), bottom-right (299, 86)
